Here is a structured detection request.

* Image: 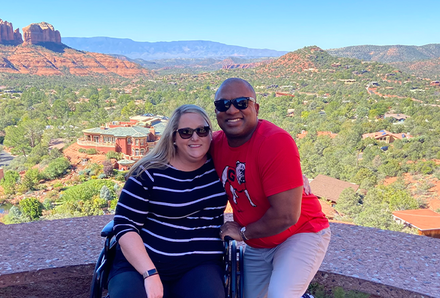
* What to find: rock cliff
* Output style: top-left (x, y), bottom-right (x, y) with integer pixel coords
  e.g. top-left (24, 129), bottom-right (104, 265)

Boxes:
top-left (0, 19), bottom-right (23, 45)
top-left (0, 45), bottom-right (152, 78)
top-left (22, 22), bottom-right (61, 45)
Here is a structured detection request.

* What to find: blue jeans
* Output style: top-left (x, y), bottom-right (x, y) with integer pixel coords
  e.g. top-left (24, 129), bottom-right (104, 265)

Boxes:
top-left (108, 261), bottom-right (225, 298)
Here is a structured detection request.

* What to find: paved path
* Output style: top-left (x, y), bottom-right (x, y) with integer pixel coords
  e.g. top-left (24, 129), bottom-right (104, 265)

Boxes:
top-left (0, 150), bottom-right (14, 167)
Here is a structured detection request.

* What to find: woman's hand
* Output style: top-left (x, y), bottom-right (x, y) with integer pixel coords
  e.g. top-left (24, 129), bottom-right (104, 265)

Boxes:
top-left (144, 274), bottom-right (163, 298)
top-left (220, 221), bottom-right (242, 241)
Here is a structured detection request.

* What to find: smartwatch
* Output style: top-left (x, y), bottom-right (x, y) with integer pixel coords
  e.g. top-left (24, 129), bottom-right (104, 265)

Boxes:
top-left (143, 268), bottom-right (158, 279)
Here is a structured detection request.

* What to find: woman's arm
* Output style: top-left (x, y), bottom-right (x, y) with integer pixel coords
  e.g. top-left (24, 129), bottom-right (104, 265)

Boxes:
top-left (119, 231), bottom-right (163, 298)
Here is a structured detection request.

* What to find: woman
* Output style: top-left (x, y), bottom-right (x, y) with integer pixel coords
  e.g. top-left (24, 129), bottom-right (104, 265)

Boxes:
top-left (108, 105), bottom-right (227, 298)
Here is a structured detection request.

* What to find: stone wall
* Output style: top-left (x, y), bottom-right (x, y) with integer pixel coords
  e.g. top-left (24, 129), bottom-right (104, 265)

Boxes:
top-left (0, 215), bottom-right (439, 297)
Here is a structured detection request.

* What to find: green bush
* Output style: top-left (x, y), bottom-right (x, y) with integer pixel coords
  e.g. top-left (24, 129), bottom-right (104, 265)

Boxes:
top-left (78, 148), bottom-right (86, 153)
top-left (54, 179), bottom-right (117, 217)
top-left (106, 151), bottom-right (122, 160)
top-left (43, 157), bottom-right (70, 180)
top-left (19, 197), bottom-right (43, 221)
top-left (60, 179), bottom-right (116, 203)
top-left (86, 148), bottom-right (98, 155)
top-left (0, 170), bottom-right (20, 195)
top-left (3, 206), bottom-right (25, 224)
top-left (21, 168), bottom-right (41, 192)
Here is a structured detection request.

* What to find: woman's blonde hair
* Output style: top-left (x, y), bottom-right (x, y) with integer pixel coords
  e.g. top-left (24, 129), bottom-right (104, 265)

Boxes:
top-left (127, 104), bottom-right (212, 177)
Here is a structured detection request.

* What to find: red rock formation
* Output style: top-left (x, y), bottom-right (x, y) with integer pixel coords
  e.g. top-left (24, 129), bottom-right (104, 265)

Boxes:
top-left (0, 45), bottom-right (152, 78)
top-left (22, 22), bottom-right (61, 45)
top-left (0, 19), bottom-right (23, 45)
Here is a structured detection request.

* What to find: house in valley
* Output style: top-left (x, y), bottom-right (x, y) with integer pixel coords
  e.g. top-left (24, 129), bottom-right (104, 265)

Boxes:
top-left (362, 130), bottom-right (412, 144)
top-left (392, 209), bottom-right (440, 238)
top-left (309, 174), bottom-right (359, 206)
top-left (77, 115), bottom-right (167, 167)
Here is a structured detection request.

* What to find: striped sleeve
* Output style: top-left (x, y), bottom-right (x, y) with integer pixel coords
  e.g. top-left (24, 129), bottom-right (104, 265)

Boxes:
top-left (113, 172), bottom-right (151, 241)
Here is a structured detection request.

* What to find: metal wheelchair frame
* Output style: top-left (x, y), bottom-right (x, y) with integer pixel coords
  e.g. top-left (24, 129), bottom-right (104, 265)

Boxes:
top-left (89, 222), bottom-right (243, 298)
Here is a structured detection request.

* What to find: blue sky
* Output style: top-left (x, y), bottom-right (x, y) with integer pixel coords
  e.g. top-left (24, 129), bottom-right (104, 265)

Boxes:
top-left (1, 0), bottom-right (438, 51)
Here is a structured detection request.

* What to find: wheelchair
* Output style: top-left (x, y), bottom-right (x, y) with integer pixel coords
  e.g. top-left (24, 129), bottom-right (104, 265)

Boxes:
top-left (89, 221), bottom-right (244, 298)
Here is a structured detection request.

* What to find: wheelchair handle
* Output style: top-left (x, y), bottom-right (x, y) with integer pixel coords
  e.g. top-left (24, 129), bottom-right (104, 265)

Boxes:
top-left (224, 236), bottom-right (234, 242)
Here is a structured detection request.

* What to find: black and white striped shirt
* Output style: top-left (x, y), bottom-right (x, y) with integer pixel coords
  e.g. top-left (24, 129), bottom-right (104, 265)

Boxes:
top-left (113, 157), bottom-right (228, 280)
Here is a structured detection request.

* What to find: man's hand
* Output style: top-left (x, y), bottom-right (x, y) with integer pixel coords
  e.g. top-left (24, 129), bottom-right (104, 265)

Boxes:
top-left (303, 174), bottom-right (311, 195)
top-left (144, 274), bottom-right (163, 298)
top-left (220, 221), bottom-right (243, 241)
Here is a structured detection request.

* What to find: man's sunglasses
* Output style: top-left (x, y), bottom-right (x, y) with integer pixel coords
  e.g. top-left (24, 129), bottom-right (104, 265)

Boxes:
top-left (214, 97), bottom-right (255, 112)
top-left (175, 126), bottom-right (211, 139)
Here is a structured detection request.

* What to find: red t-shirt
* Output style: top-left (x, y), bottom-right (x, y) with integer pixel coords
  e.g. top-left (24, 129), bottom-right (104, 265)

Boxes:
top-left (211, 119), bottom-right (329, 248)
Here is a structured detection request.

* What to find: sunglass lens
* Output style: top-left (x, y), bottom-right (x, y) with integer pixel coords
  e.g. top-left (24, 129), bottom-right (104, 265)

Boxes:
top-left (178, 128), bottom-right (193, 139)
top-left (214, 100), bottom-right (230, 112)
top-left (197, 127), bottom-right (210, 137)
top-left (234, 97), bottom-right (249, 109)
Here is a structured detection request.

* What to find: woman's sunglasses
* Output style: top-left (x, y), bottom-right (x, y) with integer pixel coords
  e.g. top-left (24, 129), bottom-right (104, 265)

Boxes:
top-left (175, 126), bottom-right (211, 139)
top-left (214, 97), bottom-right (255, 112)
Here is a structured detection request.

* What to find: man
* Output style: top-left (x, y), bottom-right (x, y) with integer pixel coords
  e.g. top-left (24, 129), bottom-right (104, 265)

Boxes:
top-left (211, 78), bottom-right (331, 298)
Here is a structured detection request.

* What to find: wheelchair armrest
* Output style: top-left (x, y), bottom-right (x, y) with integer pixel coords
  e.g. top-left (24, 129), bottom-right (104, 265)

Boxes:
top-left (101, 220), bottom-right (115, 238)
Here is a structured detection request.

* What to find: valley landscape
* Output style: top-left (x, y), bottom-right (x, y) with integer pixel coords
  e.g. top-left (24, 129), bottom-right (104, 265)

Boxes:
top-left (0, 18), bottom-right (439, 236)
top-left (0, 4), bottom-right (439, 295)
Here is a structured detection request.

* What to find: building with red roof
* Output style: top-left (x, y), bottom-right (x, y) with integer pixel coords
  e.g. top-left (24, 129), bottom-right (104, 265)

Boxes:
top-left (392, 209), bottom-right (440, 238)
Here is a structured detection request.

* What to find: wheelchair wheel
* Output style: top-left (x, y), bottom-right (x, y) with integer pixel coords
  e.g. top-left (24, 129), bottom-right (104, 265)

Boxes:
top-left (238, 246), bottom-right (244, 298)
top-left (230, 241), bottom-right (237, 298)
top-left (90, 248), bottom-right (105, 298)
top-left (90, 237), bottom-right (117, 298)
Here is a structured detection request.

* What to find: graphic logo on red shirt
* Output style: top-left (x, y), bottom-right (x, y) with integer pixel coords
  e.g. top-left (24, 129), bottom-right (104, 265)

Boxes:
top-left (221, 161), bottom-right (257, 211)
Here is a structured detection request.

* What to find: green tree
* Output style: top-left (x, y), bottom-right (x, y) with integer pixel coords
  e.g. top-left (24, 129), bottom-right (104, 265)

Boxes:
top-left (19, 197), bottom-right (43, 221)
top-left (21, 168), bottom-right (41, 192)
top-left (3, 118), bottom-right (45, 156)
top-left (335, 188), bottom-right (362, 219)
top-left (4, 125), bottom-right (31, 156)
top-left (0, 170), bottom-right (20, 195)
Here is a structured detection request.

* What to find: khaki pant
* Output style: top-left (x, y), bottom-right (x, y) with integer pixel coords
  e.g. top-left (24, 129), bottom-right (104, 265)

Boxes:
top-left (243, 227), bottom-right (331, 298)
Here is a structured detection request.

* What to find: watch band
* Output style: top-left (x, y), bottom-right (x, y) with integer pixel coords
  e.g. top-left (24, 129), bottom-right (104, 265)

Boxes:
top-left (143, 268), bottom-right (158, 279)
top-left (240, 226), bottom-right (249, 241)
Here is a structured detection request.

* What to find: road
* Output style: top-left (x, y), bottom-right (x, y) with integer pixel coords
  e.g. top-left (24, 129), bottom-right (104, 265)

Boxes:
top-left (0, 150), bottom-right (14, 167)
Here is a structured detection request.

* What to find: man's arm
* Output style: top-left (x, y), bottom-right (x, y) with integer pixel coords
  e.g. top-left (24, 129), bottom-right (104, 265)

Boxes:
top-left (220, 186), bottom-right (302, 241)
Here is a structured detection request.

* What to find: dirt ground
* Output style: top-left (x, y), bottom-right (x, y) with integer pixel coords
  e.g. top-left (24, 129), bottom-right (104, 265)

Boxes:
top-left (62, 143), bottom-right (108, 171)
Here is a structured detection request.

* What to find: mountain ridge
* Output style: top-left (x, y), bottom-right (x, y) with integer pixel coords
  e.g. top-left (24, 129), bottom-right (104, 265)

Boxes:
top-left (327, 44), bottom-right (440, 63)
top-left (62, 37), bottom-right (288, 60)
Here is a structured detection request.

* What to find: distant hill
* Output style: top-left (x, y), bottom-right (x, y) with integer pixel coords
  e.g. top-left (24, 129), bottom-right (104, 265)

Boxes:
top-left (327, 44), bottom-right (440, 63)
top-left (111, 55), bottom-right (273, 74)
top-left (390, 58), bottom-right (440, 80)
top-left (62, 37), bottom-right (288, 60)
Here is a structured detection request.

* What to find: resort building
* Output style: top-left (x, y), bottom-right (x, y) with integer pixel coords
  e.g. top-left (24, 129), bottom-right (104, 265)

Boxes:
top-left (77, 115), bottom-right (167, 168)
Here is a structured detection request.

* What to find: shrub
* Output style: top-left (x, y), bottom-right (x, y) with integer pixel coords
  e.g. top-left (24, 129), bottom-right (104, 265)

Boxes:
top-left (78, 148), bottom-right (86, 153)
top-left (0, 170), bottom-right (20, 195)
top-left (43, 158), bottom-right (71, 180)
top-left (106, 151), bottom-right (122, 160)
top-left (53, 182), bottom-right (64, 188)
top-left (86, 148), bottom-right (98, 155)
top-left (21, 168), bottom-right (41, 192)
top-left (114, 170), bottom-right (128, 182)
top-left (3, 206), bottom-right (25, 224)
top-left (19, 197), bottom-right (43, 221)
top-left (103, 160), bottom-right (114, 177)
top-left (54, 179), bottom-right (117, 217)
top-left (108, 198), bottom-right (118, 213)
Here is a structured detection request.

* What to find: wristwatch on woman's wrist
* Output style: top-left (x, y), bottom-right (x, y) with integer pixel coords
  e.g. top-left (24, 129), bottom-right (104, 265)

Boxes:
top-left (143, 268), bottom-right (158, 279)
top-left (240, 226), bottom-right (249, 241)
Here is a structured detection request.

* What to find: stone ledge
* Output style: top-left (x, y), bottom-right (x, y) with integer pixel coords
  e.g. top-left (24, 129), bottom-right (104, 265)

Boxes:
top-left (0, 215), bottom-right (439, 297)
